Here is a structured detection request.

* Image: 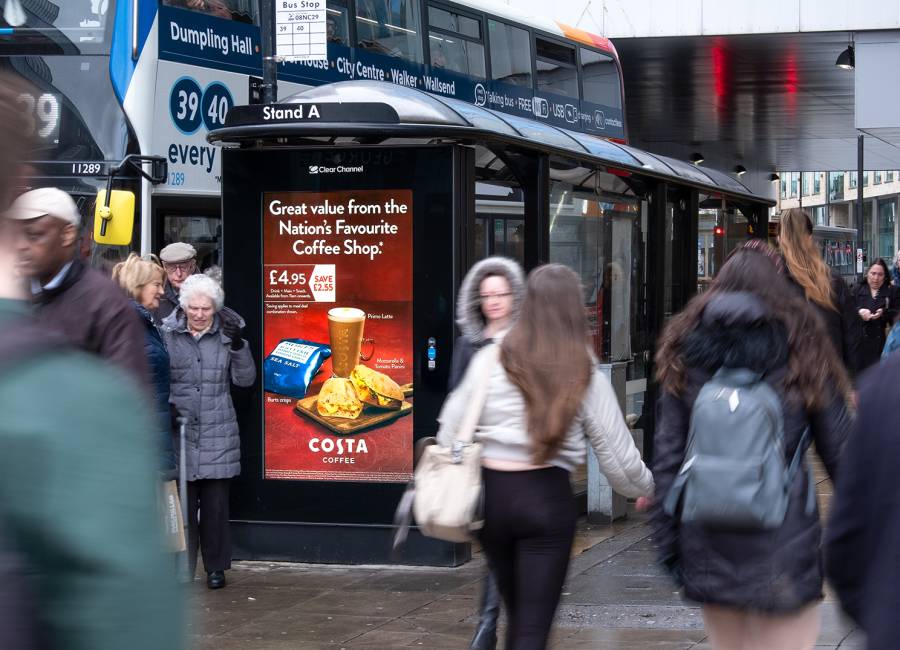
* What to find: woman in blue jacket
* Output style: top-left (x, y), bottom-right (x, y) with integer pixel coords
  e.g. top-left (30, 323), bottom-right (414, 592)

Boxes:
top-left (113, 253), bottom-right (175, 477)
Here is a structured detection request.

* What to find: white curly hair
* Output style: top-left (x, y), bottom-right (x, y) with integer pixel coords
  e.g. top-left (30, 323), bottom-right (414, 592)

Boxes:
top-left (178, 273), bottom-right (224, 312)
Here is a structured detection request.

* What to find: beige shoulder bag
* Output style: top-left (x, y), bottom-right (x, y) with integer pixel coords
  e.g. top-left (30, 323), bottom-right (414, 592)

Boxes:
top-left (412, 345), bottom-right (499, 543)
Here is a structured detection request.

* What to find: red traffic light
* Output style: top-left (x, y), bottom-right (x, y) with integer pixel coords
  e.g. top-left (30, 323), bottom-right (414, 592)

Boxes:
top-left (713, 226), bottom-right (724, 236)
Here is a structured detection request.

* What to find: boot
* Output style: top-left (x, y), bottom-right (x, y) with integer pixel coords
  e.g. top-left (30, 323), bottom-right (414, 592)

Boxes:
top-left (469, 571), bottom-right (500, 650)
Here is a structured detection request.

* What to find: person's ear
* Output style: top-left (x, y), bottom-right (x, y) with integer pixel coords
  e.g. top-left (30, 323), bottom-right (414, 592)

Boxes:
top-left (60, 223), bottom-right (78, 248)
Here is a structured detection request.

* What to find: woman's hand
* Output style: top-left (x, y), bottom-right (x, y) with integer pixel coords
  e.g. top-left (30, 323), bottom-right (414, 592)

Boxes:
top-left (635, 496), bottom-right (653, 512)
top-left (873, 308), bottom-right (884, 320)
top-left (859, 308), bottom-right (872, 321)
top-left (221, 319), bottom-right (244, 350)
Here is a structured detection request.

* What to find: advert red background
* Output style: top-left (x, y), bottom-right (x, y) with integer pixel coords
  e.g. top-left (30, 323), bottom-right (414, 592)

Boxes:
top-left (262, 189), bottom-right (414, 481)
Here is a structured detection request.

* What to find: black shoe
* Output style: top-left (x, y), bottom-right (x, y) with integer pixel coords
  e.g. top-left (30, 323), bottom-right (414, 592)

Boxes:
top-left (206, 570), bottom-right (226, 589)
top-left (469, 571), bottom-right (500, 650)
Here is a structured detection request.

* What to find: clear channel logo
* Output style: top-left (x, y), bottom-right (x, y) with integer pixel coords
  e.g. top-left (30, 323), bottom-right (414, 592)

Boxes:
top-left (308, 164), bottom-right (364, 175)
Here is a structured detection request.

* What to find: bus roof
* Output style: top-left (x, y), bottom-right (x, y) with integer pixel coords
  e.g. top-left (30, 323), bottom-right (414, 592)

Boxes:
top-left (447, 0), bottom-right (617, 56)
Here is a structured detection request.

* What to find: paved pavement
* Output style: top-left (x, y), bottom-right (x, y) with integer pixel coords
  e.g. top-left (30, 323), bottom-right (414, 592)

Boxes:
top-left (190, 469), bottom-right (861, 649)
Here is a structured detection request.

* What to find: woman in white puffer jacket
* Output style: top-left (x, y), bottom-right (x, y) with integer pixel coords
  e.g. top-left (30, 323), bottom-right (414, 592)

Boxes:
top-left (437, 264), bottom-right (653, 650)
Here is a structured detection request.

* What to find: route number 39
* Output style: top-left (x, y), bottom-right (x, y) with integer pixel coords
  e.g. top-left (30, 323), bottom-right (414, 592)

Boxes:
top-left (170, 78), bottom-right (233, 134)
top-left (16, 93), bottom-right (60, 140)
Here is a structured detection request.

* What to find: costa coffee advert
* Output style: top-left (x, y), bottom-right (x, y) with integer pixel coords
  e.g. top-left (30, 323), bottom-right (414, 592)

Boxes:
top-left (262, 189), bottom-right (413, 482)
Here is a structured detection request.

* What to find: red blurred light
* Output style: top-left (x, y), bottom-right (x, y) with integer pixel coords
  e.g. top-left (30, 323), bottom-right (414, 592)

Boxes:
top-left (714, 226), bottom-right (725, 236)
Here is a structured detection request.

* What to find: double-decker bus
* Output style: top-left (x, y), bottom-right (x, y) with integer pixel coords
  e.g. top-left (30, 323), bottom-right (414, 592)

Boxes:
top-left (1, 0), bottom-right (627, 268)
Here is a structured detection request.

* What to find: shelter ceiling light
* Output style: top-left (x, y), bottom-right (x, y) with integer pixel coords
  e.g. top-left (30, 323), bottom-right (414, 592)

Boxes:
top-left (690, 152), bottom-right (704, 165)
top-left (836, 44), bottom-right (855, 70)
top-left (733, 165), bottom-right (747, 176)
top-left (769, 173), bottom-right (780, 182)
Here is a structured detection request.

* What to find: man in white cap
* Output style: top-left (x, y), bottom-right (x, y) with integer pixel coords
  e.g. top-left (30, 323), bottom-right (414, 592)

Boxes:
top-left (8, 187), bottom-right (146, 380)
top-left (156, 241), bottom-right (197, 320)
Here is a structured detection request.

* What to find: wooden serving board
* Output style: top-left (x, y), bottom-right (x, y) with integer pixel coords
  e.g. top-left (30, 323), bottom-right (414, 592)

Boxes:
top-left (294, 396), bottom-right (412, 435)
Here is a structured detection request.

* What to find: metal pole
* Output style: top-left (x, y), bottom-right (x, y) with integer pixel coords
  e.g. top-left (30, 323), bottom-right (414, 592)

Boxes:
top-left (799, 171), bottom-right (803, 210)
top-left (259, 0), bottom-right (278, 103)
top-left (858, 133), bottom-right (865, 276)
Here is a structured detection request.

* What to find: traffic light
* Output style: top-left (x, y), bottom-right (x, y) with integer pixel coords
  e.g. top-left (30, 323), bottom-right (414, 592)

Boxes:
top-left (713, 225), bottom-right (724, 236)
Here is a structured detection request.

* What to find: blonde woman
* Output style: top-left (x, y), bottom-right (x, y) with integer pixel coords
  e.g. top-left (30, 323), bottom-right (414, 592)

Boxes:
top-left (778, 208), bottom-right (857, 369)
top-left (112, 253), bottom-right (174, 477)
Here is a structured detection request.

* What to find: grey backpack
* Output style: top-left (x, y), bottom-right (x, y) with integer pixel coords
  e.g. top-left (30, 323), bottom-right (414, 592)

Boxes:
top-left (663, 367), bottom-right (814, 530)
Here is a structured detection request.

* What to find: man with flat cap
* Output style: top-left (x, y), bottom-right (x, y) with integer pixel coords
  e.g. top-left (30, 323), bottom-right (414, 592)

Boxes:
top-left (8, 187), bottom-right (146, 380)
top-left (156, 241), bottom-right (198, 321)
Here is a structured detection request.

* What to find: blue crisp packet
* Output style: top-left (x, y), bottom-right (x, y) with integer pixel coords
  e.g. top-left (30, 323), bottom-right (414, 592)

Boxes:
top-left (263, 339), bottom-right (331, 398)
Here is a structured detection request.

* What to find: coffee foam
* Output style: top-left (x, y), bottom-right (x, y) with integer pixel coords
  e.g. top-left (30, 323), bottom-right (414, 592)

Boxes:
top-left (328, 307), bottom-right (365, 322)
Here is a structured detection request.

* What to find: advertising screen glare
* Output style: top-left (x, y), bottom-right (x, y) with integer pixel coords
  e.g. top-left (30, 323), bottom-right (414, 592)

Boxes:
top-left (262, 189), bottom-right (414, 482)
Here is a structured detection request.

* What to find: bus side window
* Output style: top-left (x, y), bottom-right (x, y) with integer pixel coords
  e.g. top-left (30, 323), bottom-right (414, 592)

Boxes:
top-left (355, 0), bottom-right (423, 62)
top-left (535, 38), bottom-right (577, 99)
top-left (580, 47), bottom-right (622, 110)
top-left (427, 6), bottom-right (485, 78)
top-left (326, 4), bottom-right (349, 45)
top-left (488, 20), bottom-right (532, 88)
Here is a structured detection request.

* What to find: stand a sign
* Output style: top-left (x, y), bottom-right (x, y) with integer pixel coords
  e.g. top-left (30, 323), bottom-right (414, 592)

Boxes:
top-left (224, 103), bottom-right (400, 127)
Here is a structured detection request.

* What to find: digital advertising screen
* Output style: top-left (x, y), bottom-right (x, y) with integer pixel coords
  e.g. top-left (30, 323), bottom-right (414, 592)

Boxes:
top-left (261, 188), bottom-right (414, 482)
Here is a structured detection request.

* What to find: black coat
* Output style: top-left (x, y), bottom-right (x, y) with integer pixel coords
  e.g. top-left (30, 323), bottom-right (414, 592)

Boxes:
top-left (785, 270), bottom-right (857, 369)
top-left (34, 258), bottom-right (147, 382)
top-left (825, 354), bottom-right (900, 649)
top-left (652, 292), bottom-right (851, 613)
top-left (850, 282), bottom-right (896, 373)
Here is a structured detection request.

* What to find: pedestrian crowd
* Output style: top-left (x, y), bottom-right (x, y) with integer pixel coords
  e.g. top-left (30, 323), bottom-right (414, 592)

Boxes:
top-left (2, 69), bottom-right (900, 650)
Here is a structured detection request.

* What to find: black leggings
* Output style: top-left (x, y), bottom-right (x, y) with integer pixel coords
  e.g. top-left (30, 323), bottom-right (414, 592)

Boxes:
top-left (480, 466), bottom-right (577, 650)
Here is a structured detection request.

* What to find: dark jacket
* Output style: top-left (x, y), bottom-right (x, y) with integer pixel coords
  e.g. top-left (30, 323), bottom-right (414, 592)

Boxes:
top-left (786, 269), bottom-right (857, 369)
top-left (133, 301), bottom-right (176, 476)
top-left (652, 292), bottom-right (851, 613)
top-left (850, 281), bottom-right (896, 373)
top-left (154, 281), bottom-right (180, 322)
top-left (162, 310), bottom-right (255, 480)
top-left (0, 299), bottom-right (183, 649)
top-left (826, 354), bottom-right (900, 649)
top-left (34, 258), bottom-right (147, 381)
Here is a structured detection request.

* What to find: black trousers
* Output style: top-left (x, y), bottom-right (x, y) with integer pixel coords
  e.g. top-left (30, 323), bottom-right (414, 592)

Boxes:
top-left (186, 479), bottom-right (232, 575)
top-left (479, 466), bottom-right (577, 650)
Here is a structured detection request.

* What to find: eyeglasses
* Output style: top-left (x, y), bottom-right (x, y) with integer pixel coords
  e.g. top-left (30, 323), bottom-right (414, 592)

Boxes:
top-left (479, 292), bottom-right (513, 301)
top-left (163, 261), bottom-right (194, 273)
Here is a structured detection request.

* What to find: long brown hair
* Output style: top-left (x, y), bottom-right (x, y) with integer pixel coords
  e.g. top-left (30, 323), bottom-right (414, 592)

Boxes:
top-left (656, 244), bottom-right (849, 410)
top-left (779, 208), bottom-right (835, 310)
top-left (501, 264), bottom-right (593, 464)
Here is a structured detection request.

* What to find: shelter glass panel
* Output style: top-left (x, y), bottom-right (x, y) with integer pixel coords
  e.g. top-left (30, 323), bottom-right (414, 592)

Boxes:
top-left (878, 198), bottom-right (896, 260)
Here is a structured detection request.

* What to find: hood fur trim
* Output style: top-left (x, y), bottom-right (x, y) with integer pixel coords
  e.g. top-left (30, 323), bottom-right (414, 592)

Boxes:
top-left (456, 256), bottom-right (526, 344)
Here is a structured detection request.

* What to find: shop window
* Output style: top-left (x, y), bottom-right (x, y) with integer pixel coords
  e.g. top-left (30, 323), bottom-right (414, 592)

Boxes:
top-left (801, 173), bottom-right (809, 197)
top-left (427, 6), bottom-right (485, 77)
top-left (888, 171), bottom-right (896, 183)
top-left (488, 20), bottom-right (531, 87)
top-left (356, 0), bottom-right (423, 62)
top-left (849, 171), bottom-right (857, 189)
top-left (813, 172), bottom-right (821, 194)
top-left (863, 171), bottom-right (870, 186)
top-left (789, 172), bottom-right (798, 198)
top-left (875, 170), bottom-right (883, 184)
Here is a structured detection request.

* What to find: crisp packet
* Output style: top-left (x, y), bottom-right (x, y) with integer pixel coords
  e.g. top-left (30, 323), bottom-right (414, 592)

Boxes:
top-left (263, 339), bottom-right (331, 397)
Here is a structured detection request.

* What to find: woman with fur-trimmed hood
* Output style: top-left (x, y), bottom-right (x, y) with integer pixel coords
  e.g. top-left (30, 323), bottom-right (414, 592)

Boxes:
top-left (449, 256), bottom-right (524, 650)
top-left (449, 256), bottom-right (526, 391)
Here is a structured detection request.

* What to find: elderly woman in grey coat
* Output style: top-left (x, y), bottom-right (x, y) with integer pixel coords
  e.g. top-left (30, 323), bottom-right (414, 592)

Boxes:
top-left (448, 256), bottom-right (525, 650)
top-left (163, 273), bottom-right (255, 589)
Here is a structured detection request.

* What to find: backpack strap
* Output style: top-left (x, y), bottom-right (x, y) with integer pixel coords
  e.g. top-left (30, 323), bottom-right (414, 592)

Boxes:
top-left (0, 319), bottom-right (66, 377)
top-left (786, 427), bottom-right (816, 517)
